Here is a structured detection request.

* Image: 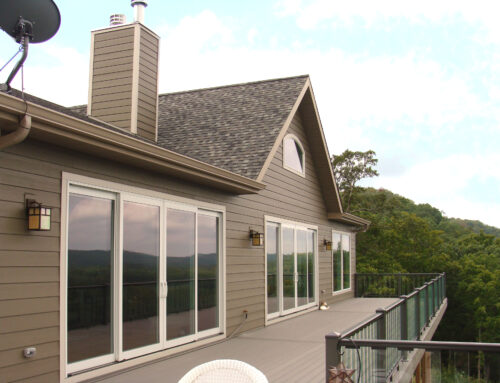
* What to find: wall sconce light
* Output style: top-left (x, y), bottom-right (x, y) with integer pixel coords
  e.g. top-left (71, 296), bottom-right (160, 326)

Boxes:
top-left (249, 230), bottom-right (264, 246)
top-left (323, 239), bottom-right (332, 251)
top-left (26, 199), bottom-right (51, 231)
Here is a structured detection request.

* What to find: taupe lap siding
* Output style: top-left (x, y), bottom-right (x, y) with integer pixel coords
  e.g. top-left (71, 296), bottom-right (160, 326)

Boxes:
top-left (0, 105), bottom-right (354, 380)
top-left (0, 150), bottom-right (61, 382)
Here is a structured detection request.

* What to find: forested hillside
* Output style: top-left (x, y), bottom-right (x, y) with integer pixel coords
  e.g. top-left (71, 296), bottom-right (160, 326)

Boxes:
top-left (333, 150), bottom-right (499, 380)
top-left (350, 187), bottom-right (499, 344)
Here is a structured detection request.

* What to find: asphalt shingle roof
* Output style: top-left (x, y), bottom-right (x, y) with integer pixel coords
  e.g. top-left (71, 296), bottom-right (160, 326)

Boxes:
top-left (157, 75), bottom-right (308, 179)
top-left (2, 75), bottom-right (309, 180)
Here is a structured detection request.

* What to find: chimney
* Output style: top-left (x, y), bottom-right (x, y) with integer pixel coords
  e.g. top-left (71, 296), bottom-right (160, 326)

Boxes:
top-left (87, 0), bottom-right (159, 142)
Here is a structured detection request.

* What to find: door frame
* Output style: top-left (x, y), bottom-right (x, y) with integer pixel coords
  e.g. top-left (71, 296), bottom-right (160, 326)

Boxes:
top-left (264, 216), bottom-right (318, 321)
top-left (60, 172), bottom-right (226, 378)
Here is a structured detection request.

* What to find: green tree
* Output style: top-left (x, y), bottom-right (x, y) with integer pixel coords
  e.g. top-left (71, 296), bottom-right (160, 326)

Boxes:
top-left (331, 149), bottom-right (379, 212)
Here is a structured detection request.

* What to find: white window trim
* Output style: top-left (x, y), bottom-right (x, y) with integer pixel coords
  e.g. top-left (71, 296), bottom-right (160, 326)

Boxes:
top-left (282, 133), bottom-right (306, 178)
top-left (264, 216), bottom-right (318, 324)
top-left (60, 172), bottom-right (226, 381)
top-left (332, 230), bottom-right (352, 296)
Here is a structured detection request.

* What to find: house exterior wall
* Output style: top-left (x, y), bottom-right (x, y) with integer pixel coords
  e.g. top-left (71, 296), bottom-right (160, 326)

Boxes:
top-left (0, 110), bottom-right (355, 381)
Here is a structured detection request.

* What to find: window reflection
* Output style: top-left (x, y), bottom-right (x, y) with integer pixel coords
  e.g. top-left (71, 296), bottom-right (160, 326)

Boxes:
top-left (282, 227), bottom-right (295, 310)
top-left (333, 233), bottom-right (342, 291)
top-left (266, 224), bottom-right (279, 314)
top-left (342, 234), bottom-right (351, 289)
top-left (197, 214), bottom-right (218, 332)
top-left (166, 209), bottom-right (195, 340)
top-left (123, 201), bottom-right (160, 351)
top-left (297, 230), bottom-right (308, 306)
top-left (307, 230), bottom-right (315, 303)
top-left (67, 193), bottom-right (113, 364)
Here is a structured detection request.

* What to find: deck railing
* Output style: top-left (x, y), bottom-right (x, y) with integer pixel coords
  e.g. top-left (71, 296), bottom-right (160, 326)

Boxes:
top-left (325, 273), bottom-right (447, 382)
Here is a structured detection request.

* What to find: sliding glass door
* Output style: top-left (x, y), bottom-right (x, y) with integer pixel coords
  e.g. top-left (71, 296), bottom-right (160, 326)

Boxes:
top-left (122, 198), bottom-right (162, 358)
top-left (66, 182), bottom-right (222, 374)
top-left (166, 208), bottom-right (220, 346)
top-left (332, 231), bottom-right (351, 293)
top-left (266, 219), bottom-right (317, 319)
top-left (67, 190), bottom-right (115, 368)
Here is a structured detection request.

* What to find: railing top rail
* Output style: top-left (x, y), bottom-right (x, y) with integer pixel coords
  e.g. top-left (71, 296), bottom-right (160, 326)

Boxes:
top-left (384, 297), bottom-right (405, 311)
top-left (340, 312), bottom-right (383, 339)
top-left (339, 339), bottom-right (500, 353)
top-left (403, 289), bottom-right (419, 299)
top-left (355, 273), bottom-right (441, 276)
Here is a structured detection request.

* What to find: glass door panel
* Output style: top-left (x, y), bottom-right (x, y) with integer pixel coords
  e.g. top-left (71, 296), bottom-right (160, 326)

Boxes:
top-left (296, 230), bottom-right (308, 307)
top-left (166, 209), bottom-right (195, 340)
top-left (197, 214), bottom-right (219, 332)
top-left (266, 224), bottom-right (279, 315)
top-left (333, 233), bottom-right (342, 291)
top-left (67, 193), bottom-right (114, 364)
top-left (282, 227), bottom-right (295, 311)
top-left (122, 201), bottom-right (160, 351)
top-left (342, 234), bottom-right (351, 289)
top-left (307, 230), bottom-right (315, 303)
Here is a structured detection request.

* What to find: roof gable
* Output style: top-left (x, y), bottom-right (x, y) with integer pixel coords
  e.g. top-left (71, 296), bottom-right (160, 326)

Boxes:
top-left (256, 79), bottom-right (344, 216)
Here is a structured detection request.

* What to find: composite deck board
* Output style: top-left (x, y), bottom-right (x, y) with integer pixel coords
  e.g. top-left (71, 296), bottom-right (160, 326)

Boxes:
top-left (92, 298), bottom-right (397, 383)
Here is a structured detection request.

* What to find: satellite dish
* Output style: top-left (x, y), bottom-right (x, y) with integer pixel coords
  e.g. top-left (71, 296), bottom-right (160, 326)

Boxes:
top-left (0, 0), bottom-right (61, 43)
top-left (0, 0), bottom-right (60, 91)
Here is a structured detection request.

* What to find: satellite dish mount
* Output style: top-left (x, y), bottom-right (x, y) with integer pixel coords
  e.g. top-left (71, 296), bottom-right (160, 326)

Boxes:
top-left (0, 0), bottom-right (61, 92)
top-left (1, 18), bottom-right (33, 92)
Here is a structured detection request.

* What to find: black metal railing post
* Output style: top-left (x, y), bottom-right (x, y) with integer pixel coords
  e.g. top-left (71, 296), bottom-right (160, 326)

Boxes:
top-left (430, 279), bottom-right (435, 316)
top-left (325, 332), bottom-right (341, 383)
top-left (423, 282), bottom-right (429, 327)
top-left (375, 308), bottom-right (387, 382)
top-left (354, 273), bottom-right (358, 297)
top-left (400, 295), bottom-right (408, 341)
top-left (400, 294), bottom-right (409, 361)
top-left (415, 286), bottom-right (422, 339)
top-left (433, 278), bottom-right (438, 314)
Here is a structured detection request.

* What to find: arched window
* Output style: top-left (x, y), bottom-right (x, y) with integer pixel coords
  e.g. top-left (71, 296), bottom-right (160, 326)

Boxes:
top-left (283, 134), bottom-right (305, 176)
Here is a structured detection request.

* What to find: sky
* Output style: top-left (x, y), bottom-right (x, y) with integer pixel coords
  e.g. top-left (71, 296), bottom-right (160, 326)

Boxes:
top-left (1, 0), bottom-right (499, 228)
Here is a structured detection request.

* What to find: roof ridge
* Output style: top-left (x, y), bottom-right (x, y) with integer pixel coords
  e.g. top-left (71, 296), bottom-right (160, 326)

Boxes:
top-left (158, 74), bottom-right (309, 97)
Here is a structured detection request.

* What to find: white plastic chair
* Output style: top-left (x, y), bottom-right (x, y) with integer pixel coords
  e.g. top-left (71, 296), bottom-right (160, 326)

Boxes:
top-left (178, 359), bottom-right (269, 383)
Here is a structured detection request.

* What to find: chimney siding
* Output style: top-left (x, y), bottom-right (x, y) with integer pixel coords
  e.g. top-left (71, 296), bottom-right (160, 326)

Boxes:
top-left (88, 23), bottom-right (159, 141)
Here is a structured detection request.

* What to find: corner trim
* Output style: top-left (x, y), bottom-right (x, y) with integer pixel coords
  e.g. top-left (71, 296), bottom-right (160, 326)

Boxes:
top-left (130, 24), bottom-right (141, 134)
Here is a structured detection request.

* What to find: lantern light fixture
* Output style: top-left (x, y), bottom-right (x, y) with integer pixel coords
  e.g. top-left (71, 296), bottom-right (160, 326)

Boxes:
top-left (249, 229), bottom-right (264, 246)
top-left (26, 199), bottom-right (51, 231)
top-left (323, 239), bottom-right (332, 251)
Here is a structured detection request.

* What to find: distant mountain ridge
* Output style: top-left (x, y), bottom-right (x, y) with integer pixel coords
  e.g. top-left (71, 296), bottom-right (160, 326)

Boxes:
top-left (446, 217), bottom-right (500, 237)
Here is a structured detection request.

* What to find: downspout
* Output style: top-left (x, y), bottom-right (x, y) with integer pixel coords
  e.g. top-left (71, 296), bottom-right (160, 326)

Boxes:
top-left (0, 114), bottom-right (31, 150)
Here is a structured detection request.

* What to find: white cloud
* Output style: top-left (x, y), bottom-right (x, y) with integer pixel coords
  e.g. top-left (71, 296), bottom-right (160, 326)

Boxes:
top-left (5, 44), bottom-right (89, 106)
top-left (365, 153), bottom-right (500, 227)
top-left (275, 0), bottom-right (500, 39)
top-left (247, 28), bottom-right (258, 45)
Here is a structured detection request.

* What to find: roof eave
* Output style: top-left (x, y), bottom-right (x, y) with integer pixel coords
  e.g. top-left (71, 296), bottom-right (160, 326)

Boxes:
top-left (327, 212), bottom-right (371, 231)
top-left (0, 92), bottom-right (265, 194)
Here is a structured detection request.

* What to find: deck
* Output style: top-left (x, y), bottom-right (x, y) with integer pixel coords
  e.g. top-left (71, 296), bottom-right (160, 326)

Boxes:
top-left (90, 297), bottom-right (397, 383)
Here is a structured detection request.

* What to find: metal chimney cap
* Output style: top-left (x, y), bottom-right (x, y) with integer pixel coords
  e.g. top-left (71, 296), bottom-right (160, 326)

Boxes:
top-left (110, 14), bottom-right (126, 26)
top-left (131, 0), bottom-right (148, 7)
